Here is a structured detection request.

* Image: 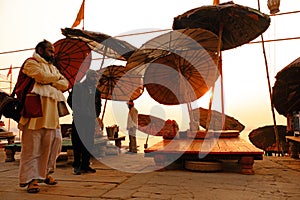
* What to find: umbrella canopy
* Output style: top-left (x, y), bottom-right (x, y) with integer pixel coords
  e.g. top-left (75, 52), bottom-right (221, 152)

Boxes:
top-left (138, 114), bottom-right (165, 136)
top-left (61, 28), bottom-right (136, 61)
top-left (126, 28), bottom-right (219, 105)
top-left (143, 50), bottom-right (218, 105)
top-left (191, 107), bottom-right (245, 132)
top-left (248, 125), bottom-right (291, 152)
top-left (272, 57), bottom-right (300, 116)
top-left (126, 28), bottom-right (219, 75)
top-left (54, 38), bottom-right (92, 89)
top-left (97, 65), bottom-right (144, 101)
top-left (172, 1), bottom-right (271, 50)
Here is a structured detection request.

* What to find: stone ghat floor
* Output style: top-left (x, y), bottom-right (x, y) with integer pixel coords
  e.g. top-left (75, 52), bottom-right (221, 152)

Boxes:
top-left (0, 149), bottom-right (299, 200)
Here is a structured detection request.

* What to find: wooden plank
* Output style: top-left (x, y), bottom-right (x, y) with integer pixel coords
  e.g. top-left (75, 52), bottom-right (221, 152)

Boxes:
top-left (226, 138), bottom-right (239, 153)
top-left (185, 139), bottom-right (201, 153)
top-left (217, 139), bottom-right (231, 152)
top-left (201, 139), bottom-right (218, 153)
top-left (213, 139), bottom-right (236, 155)
top-left (0, 131), bottom-right (14, 137)
top-left (286, 136), bottom-right (300, 143)
top-left (217, 138), bottom-right (262, 154)
top-left (225, 138), bottom-right (241, 153)
top-left (0, 132), bottom-right (15, 145)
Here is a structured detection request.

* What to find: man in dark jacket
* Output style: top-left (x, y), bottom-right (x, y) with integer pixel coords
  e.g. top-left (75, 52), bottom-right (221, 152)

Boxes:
top-left (68, 69), bottom-right (101, 175)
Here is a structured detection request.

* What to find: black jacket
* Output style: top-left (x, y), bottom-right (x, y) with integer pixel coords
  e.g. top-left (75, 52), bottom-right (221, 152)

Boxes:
top-left (67, 82), bottom-right (101, 119)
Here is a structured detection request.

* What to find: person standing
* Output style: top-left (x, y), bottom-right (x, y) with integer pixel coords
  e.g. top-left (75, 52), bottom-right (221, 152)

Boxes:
top-left (18, 40), bottom-right (69, 193)
top-left (126, 100), bottom-right (138, 153)
top-left (67, 69), bottom-right (101, 175)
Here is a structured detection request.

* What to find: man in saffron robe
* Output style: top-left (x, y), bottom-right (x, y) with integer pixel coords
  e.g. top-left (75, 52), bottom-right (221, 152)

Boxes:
top-left (17, 40), bottom-right (69, 193)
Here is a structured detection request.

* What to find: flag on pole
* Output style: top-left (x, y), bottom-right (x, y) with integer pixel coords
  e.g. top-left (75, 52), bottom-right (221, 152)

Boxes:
top-left (213, 0), bottom-right (220, 5)
top-left (71, 0), bottom-right (85, 29)
top-left (6, 64), bottom-right (12, 79)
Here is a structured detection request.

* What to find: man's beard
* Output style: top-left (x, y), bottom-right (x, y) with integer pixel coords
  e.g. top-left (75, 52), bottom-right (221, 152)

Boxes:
top-left (45, 56), bottom-right (54, 64)
top-left (40, 52), bottom-right (54, 64)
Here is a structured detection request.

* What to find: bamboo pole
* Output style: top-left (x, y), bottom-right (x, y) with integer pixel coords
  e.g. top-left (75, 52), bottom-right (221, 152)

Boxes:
top-left (258, 0), bottom-right (281, 155)
top-left (217, 23), bottom-right (225, 130)
top-left (7, 70), bottom-right (12, 131)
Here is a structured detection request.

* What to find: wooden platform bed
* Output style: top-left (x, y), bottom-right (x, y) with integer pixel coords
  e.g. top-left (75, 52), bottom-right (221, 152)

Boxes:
top-left (3, 138), bottom-right (107, 162)
top-left (144, 137), bottom-right (263, 175)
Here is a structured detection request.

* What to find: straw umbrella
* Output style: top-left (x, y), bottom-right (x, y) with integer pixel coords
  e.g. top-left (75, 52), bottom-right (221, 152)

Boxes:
top-left (138, 114), bottom-right (166, 148)
top-left (172, 2), bottom-right (270, 51)
top-left (191, 107), bottom-right (245, 132)
top-left (61, 28), bottom-right (136, 61)
top-left (138, 114), bottom-right (165, 136)
top-left (126, 28), bottom-right (220, 131)
top-left (97, 65), bottom-right (144, 121)
top-left (54, 38), bottom-right (92, 89)
top-left (172, 1), bottom-right (271, 130)
top-left (272, 57), bottom-right (300, 116)
top-left (249, 125), bottom-right (291, 153)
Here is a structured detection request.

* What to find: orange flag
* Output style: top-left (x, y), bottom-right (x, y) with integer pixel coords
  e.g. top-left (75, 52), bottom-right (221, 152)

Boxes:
top-left (71, 0), bottom-right (85, 29)
top-left (213, 0), bottom-right (220, 5)
top-left (6, 64), bottom-right (12, 78)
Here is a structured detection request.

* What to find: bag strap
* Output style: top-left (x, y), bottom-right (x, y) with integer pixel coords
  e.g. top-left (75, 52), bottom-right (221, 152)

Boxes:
top-left (11, 58), bottom-right (38, 102)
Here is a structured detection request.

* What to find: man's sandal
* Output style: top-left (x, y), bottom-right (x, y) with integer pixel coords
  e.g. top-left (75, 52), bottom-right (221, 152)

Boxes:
top-left (27, 180), bottom-right (40, 193)
top-left (44, 175), bottom-right (57, 185)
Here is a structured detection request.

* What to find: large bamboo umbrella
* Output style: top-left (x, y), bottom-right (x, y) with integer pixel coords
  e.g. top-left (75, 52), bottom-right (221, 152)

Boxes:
top-left (97, 65), bottom-right (144, 120)
top-left (54, 38), bottom-right (92, 89)
top-left (138, 114), bottom-right (165, 136)
top-left (249, 125), bottom-right (291, 153)
top-left (61, 28), bottom-right (137, 61)
top-left (192, 107), bottom-right (245, 132)
top-left (272, 57), bottom-right (300, 116)
top-left (138, 114), bottom-right (165, 148)
top-left (126, 28), bottom-right (219, 76)
top-left (172, 1), bottom-right (270, 51)
top-left (125, 28), bottom-right (219, 130)
top-left (172, 1), bottom-right (271, 131)
top-left (143, 49), bottom-right (218, 105)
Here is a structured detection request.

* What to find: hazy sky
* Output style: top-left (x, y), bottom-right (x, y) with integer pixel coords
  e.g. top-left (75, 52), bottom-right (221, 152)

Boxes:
top-left (1, 0), bottom-right (300, 135)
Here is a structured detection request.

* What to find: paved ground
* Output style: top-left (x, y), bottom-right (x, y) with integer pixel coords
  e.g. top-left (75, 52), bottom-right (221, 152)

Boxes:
top-left (0, 148), bottom-right (299, 200)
